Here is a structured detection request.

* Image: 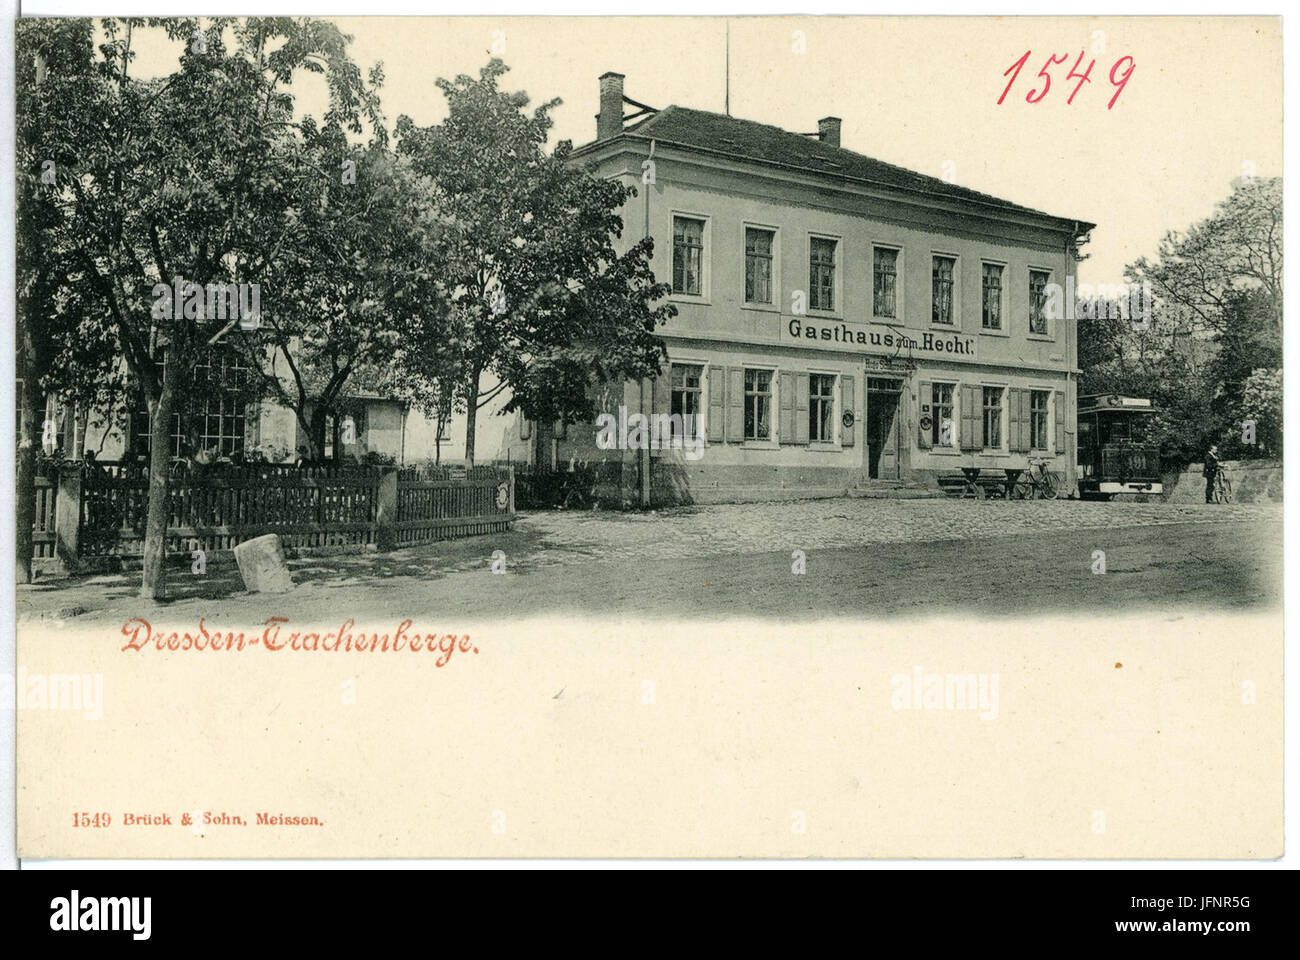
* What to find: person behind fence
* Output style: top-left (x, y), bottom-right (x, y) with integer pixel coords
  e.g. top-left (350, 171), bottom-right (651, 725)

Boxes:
top-left (1203, 444), bottom-right (1221, 504)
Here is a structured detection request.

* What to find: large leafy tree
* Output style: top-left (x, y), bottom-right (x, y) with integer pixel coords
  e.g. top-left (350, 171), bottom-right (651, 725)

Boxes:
top-left (17, 20), bottom-right (116, 582)
top-left (395, 59), bottom-right (674, 466)
top-left (1081, 177), bottom-right (1283, 468)
top-left (1127, 176), bottom-right (1282, 335)
top-left (28, 17), bottom-right (381, 598)
top-left (228, 121), bottom-right (449, 460)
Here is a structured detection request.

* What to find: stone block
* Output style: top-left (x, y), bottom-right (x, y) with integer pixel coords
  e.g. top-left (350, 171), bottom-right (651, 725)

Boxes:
top-left (232, 534), bottom-right (294, 593)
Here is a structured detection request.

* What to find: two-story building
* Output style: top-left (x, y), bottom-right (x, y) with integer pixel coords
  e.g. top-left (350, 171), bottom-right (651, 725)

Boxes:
top-left (505, 71), bottom-right (1095, 506)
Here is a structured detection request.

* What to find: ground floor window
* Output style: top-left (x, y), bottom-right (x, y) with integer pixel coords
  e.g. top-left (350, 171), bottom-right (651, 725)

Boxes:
top-left (744, 368), bottom-right (772, 441)
top-left (130, 348), bottom-right (253, 460)
top-left (809, 373), bottom-right (836, 442)
top-left (982, 386), bottom-right (1003, 449)
top-left (932, 383), bottom-right (955, 447)
top-left (671, 363), bottom-right (704, 438)
top-left (1030, 389), bottom-right (1050, 450)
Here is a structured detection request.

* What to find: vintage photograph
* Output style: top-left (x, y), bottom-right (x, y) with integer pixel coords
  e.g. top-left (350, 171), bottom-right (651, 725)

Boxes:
top-left (11, 14), bottom-right (1284, 861)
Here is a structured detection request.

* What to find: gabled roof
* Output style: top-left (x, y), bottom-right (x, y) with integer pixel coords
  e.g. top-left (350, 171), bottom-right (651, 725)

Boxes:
top-left (576, 105), bottom-right (1093, 232)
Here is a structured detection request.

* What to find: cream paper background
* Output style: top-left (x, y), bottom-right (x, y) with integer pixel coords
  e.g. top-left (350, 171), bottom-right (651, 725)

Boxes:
top-left (17, 612), bottom-right (1282, 858)
top-left (14, 15), bottom-right (1284, 859)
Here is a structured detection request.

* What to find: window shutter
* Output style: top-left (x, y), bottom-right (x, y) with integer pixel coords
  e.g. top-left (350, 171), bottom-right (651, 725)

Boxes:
top-left (651, 372), bottom-right (670, 416)
top-left (794, 372), bottom-right (810, 444)
top-left (840, 375), bottom-right (855, 447)
top-left (1054, 390), bottom-right (1066, 453)
top-left (917, 381), bottom-right (932, 449)
top-left (960, 384), bottom-right (979, 451)
top-left (779, 370), bottom-right (795, 444)
top-left (726, 367), bottom-right (744, 442)
top-left (1006, 388), bottom-right (1022, 453)
top-left (707, 367), bottom-right (725, 443)
top-left (1021, 390), bottom-right (1033, 452)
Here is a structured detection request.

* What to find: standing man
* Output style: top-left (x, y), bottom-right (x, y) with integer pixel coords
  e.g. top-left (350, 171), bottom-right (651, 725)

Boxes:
top-left (1203, 444), bottom-right (1221, 504)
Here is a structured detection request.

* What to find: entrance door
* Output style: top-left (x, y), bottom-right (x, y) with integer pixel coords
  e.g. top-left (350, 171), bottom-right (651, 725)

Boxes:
top-left (866, 378), bottom-right (902, 480)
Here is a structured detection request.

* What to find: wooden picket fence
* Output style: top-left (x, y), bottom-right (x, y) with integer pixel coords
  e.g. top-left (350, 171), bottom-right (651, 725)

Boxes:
top-left (32, 464), bottom-right (60, 560)
top-left (32, 460), bottom-right (513, 570)
top-left (394, 465), bottom-right (513, 546)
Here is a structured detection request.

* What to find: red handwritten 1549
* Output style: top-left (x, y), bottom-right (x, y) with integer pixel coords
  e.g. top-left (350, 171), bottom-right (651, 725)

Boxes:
top-left (998, 50), bottom-right (1135, 110)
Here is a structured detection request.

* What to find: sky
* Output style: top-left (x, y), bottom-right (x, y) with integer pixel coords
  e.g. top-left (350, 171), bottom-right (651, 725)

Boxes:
top-left (119, 15), bottom-right (1283, 456)
top-left (122, 15), bottom-right (1283, 285)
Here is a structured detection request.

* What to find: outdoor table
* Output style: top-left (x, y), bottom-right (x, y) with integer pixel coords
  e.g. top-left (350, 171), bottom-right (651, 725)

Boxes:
top-left (1003, 468), bottom-right (1024, 500)
top-left (959, 466), bottom-right (982, 499)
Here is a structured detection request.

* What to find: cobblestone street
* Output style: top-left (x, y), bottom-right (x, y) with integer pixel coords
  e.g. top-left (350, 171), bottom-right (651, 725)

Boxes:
top-left (518, 498), bottom-right (1282, 567)
top-left (17, 497), bottom-right (1282, 625)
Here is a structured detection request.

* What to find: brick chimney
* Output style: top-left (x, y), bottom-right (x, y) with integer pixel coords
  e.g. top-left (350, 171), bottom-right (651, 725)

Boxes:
top-left (597, 72), bottom-right (626, 140)
top-left (818, 116), bottom-right (842, 148)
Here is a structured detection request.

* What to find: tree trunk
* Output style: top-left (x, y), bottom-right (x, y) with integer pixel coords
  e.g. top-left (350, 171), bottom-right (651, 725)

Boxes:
top-left (464, 370), bottom-right (480, 468)
top-left (140, 344), bottom-right (176, 600)
top-left (308, 406), bottom-right (329, 462)
top-left (15, 376), bottom-right (43, 585)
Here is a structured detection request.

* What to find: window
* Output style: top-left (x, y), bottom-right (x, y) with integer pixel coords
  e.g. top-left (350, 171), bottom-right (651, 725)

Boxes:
top-left (672, 217), bottom-right (704, 296)
top-left (193, 350), bottom-right (251, 456)
top-left (873, 247), bottom-right (898, 318)
top-left (982, 386), bottom-right (1003, 449)
top-left (1030, 390), bottom-right (1050, 450)
top-left (744, 368), bottom-right (772, 441)
top-left (982, 263), bottom-right (1003, 330)
top-left (745, 228), bottom-right (774, 304)
top-left (671, 363), bottom-right (704, 438)
top-left (932, 255), bottom-right (955, 325)
top-left (130, 348), bottom-right (251, 459)
top-left (1029, 269), bottom-right (1051, 334)
top-left (931, 383), bottom-right (955, 447)
top-left (130, 357), bottom-right (182, 458)
top-left (809, 373), bottom-right (836, 443)
top-left (809, 237), bottom-right (836, 311)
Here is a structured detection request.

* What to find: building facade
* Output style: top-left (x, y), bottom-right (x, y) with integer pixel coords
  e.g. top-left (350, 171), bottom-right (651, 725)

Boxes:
top-left (42, 348), bottom-right (454, 468)
top-left (502, 72), bottom-right (1095, 506)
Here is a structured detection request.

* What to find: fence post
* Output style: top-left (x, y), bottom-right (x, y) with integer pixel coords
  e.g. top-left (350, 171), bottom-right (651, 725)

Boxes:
top-left (54, 464), bottom-right (82, 572)
top-left (508, 464), bottom-right (515, 518)
top-left (375, 467), bottom-right (399, 552)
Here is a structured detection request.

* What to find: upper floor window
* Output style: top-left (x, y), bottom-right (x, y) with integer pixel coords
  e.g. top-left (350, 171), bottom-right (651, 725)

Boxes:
top-left (981, 263), bottom-right (1004, 330)
top-left (932, 255), bottom-right (956, 325)
top-left (1029, 269), bottom-right (1051, 335)
top-left (672, 216), bottom-right (704, 296)
top-left (809, 373), bottom-right (836, 443)
top-left (809, 237), bottom-right (837, 311)
top-left (745, 228), bottom-right (774, 304)
top-left (873, 247), bottom-right (898, 318)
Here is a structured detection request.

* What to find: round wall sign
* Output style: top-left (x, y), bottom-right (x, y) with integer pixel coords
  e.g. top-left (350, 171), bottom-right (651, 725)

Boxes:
top-left (919, 415), bottom-right (933, 432)
top-left (841, 410), bottom-right (856, 429)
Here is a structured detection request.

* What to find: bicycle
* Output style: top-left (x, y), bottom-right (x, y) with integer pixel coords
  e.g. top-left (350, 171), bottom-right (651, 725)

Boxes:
top-left (1012, 457), bottom-right (1061, 500)
top-left (1213, 468), bottom-right (1233, 504)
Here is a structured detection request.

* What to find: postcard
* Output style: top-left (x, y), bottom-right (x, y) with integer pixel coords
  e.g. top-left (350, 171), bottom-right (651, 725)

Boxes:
top-left (12, 13), bottom-right (1283, 859)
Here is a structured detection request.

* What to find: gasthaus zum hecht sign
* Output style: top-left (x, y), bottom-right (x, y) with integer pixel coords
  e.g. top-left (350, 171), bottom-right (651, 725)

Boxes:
top-left (783, 316), bottom-right (978, 360)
